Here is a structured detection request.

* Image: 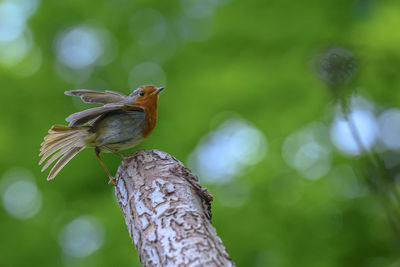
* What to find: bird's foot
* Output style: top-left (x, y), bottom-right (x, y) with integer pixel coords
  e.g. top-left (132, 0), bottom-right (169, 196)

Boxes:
top-left (122, 155), bottom-right (130, 163)
top-left (108, 176), bottom-right (116, 185)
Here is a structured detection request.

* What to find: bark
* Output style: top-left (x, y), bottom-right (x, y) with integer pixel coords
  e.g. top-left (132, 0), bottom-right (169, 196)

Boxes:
top-left (114, 149), bottom-right (234, 267)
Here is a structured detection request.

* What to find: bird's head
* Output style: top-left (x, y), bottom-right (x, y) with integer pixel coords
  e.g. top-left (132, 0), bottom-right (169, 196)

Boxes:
top-left (131, 85), bottom-right (165, 108)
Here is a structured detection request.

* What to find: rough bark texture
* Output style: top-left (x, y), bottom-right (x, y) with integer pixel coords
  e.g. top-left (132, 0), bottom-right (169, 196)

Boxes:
top-left (114, 149), bottom-right (234, 267)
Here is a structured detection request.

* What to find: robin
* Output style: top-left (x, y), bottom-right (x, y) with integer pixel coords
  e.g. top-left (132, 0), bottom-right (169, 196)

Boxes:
top-left (39, 85), bottom-right (165, 184)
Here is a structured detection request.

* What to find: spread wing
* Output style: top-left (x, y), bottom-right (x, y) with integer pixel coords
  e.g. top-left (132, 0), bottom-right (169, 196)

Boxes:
top-left (66, 103), bottom-right (144, 127)
top-left (65, 89), bottom-right (127, 104)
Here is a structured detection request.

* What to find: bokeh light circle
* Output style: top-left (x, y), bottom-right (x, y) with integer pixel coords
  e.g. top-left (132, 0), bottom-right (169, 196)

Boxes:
top-left (1, 168), bottom-right (42, 220)
top-left (59, 216), bottom-right (104, 258)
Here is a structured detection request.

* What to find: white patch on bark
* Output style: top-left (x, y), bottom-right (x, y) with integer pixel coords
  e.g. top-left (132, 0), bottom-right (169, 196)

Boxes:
top-left (116, 178), bottom-right (127, 206)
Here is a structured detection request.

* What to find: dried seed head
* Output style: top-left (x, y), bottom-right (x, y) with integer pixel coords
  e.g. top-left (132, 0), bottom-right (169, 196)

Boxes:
top-left (316, 47), bottom-right (357, 89)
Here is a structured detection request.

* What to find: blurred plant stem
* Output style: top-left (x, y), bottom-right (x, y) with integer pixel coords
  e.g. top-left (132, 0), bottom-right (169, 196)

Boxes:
top-left (340, 96), bottom-right (400, 249)
top-left (317, 46), bottom-right (400, 249)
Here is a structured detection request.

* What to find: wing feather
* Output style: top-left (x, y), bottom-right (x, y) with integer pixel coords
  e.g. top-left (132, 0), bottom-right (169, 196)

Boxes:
top-left (66, 103), bottom-right (144, 127)
top-left (65, 89), bottom-right (127, 104)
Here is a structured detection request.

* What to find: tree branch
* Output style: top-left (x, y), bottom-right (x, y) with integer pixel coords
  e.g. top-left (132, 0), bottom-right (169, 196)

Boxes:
top-left (114, 149), bottom-right (234, 266)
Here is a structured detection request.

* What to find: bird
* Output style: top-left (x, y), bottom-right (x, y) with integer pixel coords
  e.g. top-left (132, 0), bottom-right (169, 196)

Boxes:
top-left (39, 85), bottom-right (165, 184)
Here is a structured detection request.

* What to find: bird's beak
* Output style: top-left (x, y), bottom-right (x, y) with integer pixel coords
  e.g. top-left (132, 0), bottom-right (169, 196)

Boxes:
top-left (154, 87), bottom-right (165, 95)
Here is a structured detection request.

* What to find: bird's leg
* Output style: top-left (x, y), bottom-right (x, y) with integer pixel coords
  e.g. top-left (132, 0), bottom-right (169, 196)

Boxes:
top-left (102, 145), bottom-right (128, 161)
top-left (94, 148), bottom-right (116, 185)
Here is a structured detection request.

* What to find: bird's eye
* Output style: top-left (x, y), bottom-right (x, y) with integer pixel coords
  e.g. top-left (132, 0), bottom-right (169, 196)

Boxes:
top-left (139, 91), bottom-right (145, 96)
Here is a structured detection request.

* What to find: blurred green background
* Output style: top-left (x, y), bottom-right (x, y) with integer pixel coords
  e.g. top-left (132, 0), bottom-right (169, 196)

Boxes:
top-left (1, 0), bottom-right (400, 266)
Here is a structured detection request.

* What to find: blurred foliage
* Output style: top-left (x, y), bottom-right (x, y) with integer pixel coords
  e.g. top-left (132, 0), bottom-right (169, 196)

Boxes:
top-left (1, 0), bottom-right (400, 266)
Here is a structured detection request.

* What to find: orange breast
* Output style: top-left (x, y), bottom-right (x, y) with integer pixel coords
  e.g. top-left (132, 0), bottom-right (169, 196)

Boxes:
top-left (142, 108), bottom-right (157, 138)
top-left (136, 97), bottom-right (158, 138)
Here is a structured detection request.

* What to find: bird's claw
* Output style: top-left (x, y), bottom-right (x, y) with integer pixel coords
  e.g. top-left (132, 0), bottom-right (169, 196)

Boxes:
top-left (108, 176), bottom-right (116, 185)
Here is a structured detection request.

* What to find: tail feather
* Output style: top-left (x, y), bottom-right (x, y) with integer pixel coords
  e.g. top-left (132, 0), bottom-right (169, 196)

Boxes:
top-left (39, 136), bottom-right (77, 157)
top-left (49, 125), bottom-right (74, 132)
top-left (39, 135), bottom-right (80, 158)
top-left (40, 127), bottom-right (79, 148)
top-left (39, 139), bottom-right (80, 166)
top-left (41, 131), bottom-right (76, 147)
top-left (41, 146), bottom-right (69, 171)
top-left (47, 147), bottom-right (85, 180)
top-left (39, 125), bottom-right (91, 180)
